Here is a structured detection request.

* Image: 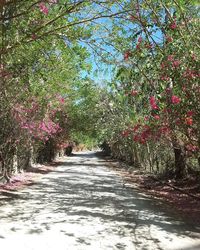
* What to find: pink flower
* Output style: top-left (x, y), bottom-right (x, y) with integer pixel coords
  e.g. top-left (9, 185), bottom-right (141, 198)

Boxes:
top-left (175, 118), bottom-right (181, 125)
top-left (160, 62), bottom-right (165, 69)
top-left (138, 36), bottom-right (142, 43)
top-left (131, 90), bottom-right (138, 96)
top-left (124, 50), bottom-right (131, 60)
top-left (153, 115), bottom-right (160, 120)
top-left (150, 96), bottom-right (159, 110)
top-left (171, 95), bottom-right (181, 104)
top-left (15, 139), bottom-right (20, 144)
top-left (136, 44), bottom-right (140, 50)
top-left (186, 144), bottom-right (199, 152)
top-left (185, 117), bottom-right (193, 126)
top-left (161, 75), bottom-right (170, 81)
top-left (31, 34), bottom-right (37, 40)
top-left (39, 3), bottom-right (49, 15)
top-left (58, 97), bottom-right (65, 104)
top-left (167, 55), bottom-right (174, 61)
top-left (187, 111), bottom-right (194, 117)
top-left (121, 130), bottom-right (130, 137)
top-left (132, 124), bottom-right (140, 132)
top-left (159, 126), bottom-right (170, 134)
top-left (44, 137), bottom-right (49, 142)
top-left (191, 53), bottom-right (197, 61)
top-left (39, 121), bottom-right (48, 132)
top-left (21, 123), bottom-right (29, 129)
top-left (133, 135), bottom-right (140, 142)
top-left (173, 60), bottom-right (181, 68)
top-left (170, 21), bottom-right (177, 30)
top-left (165, 87), bottom-right (172, 93)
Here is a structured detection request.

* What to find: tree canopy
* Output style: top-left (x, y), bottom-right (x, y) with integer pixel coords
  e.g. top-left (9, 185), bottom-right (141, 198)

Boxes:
top-left (0, 0), bottom-right (199, 181)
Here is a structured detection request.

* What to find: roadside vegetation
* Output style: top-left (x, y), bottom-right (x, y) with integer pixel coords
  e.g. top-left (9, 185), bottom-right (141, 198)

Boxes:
top-left (0, 0), bottom-right (199, 186)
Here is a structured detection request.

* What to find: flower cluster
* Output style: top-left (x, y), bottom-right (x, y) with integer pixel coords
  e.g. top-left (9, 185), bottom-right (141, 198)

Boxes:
top-left (38, 1), bottom-right (58, 15)
top-left (124, 50), bottom-right (132, 60)
top-left (39, 2), bottom-right (49, 15)
top-left (171, 95), bottom-right (181, 104)
top-left (12, 98), bottom-right (64, 142)
top-left (149, 96), bottom-right (159, 110)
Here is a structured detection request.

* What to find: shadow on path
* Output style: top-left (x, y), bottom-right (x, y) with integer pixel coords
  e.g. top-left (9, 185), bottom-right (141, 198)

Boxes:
top-left (0, 151), bottom-right (200, 250)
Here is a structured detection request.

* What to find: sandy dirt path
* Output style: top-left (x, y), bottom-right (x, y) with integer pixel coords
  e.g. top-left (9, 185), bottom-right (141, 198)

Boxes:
top-left (0, 152), bottom-right (200, 250)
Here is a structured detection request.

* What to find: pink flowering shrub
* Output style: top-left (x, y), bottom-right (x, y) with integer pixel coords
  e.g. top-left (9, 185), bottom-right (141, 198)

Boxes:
top-left (39, 2), bottom-right (49, 15)
top-left (117, 1), bottom-right (200, 174)
top-left (171, 95), bottom-right (181, 104)
top-left (12, 95), bottom-right (66, 143)
top-left (149, 96), bottom-right (159, 110)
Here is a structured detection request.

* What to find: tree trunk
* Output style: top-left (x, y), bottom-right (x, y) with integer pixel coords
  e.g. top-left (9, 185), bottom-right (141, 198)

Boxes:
top-left (173, 141), bottom-right (186, 179)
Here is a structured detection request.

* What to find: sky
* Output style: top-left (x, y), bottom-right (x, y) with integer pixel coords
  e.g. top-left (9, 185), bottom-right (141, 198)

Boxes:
top-left (77, 2), bottom-right (164, 88)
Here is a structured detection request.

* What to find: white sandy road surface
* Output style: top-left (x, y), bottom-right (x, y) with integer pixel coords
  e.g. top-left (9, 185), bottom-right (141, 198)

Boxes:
top-left (0, 152), bottom-right (200, 250)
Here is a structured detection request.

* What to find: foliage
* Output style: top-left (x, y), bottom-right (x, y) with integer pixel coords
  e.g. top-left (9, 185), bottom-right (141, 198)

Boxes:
top-left (0, 0), bottom-right (199, 182)
top-left (97, 0), bottom-right (200, 179)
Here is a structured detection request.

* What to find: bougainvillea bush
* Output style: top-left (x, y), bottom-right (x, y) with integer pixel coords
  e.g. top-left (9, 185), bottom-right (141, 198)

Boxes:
top-left (0, 0), bottom-right (89, 181)
top-left (1, 0), bottom-right (130, 181)
top-left (109, 1), bottom-right (200, 178)
top-left (0, 0), bottom-right (199, 182)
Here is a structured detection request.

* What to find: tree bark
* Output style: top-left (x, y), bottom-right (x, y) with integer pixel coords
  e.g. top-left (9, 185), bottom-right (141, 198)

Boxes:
top-left (173, 141), bottom-right (186, 179)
